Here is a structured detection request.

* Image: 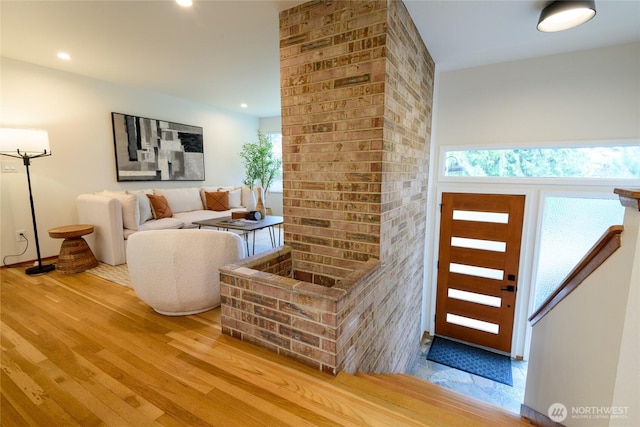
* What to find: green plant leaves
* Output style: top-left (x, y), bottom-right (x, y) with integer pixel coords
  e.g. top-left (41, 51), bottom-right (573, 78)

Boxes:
top-left (239, 130), bottom-right (282, 193)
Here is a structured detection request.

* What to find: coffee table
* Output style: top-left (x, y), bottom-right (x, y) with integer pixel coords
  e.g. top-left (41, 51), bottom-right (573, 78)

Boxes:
top-left (193, 215), bottom-right (283, 255)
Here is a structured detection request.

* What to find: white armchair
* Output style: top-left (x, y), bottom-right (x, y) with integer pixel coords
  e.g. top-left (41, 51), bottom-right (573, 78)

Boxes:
top-left (126, 229), bottom-right (245, 315)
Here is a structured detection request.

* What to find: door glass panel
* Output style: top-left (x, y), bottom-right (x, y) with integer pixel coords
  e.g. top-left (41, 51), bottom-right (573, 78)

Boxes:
top-left (453, 210), bottom-right (509, 223)
top-left (533, 196), bottom-right (625, 310)
top-left (446, 313), bottom-right (500, 334)
top-left (448, 288), bottom-right (502, 307)
top-left (451, 237), bottom-right (507, 252)
top-left (450, 263), bottom-right (504, 280)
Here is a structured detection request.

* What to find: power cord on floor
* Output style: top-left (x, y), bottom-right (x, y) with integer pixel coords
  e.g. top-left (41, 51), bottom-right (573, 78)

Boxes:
top-left (3, 233), bottom-right (29, 267)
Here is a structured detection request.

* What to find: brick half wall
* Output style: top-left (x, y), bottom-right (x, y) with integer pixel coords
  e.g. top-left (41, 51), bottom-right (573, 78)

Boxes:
top-left (220, 246), bottom-right (382, 374)
top-left (220, 241), bottom-right (421, 375)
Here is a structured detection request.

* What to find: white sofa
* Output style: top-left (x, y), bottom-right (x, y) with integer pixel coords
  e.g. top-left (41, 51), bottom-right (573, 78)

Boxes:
top-left (77, 185), bottom-right (258, 266)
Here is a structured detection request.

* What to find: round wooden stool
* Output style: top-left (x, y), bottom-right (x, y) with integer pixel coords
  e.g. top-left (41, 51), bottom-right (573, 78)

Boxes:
top-left (48, 224), bottom-right (99, 274)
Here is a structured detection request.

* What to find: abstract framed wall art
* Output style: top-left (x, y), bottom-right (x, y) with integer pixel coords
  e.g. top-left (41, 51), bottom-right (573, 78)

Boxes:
top-left (111, 112), bottom-right (205, 181)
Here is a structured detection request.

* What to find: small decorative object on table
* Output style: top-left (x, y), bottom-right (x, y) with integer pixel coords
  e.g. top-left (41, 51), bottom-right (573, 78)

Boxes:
top-left (255, 188), bottom-right (266, 219)
top-left (232, 211), bottom-right (251, 220)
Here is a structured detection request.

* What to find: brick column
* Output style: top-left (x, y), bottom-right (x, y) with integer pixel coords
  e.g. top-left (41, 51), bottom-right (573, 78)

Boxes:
top-left (280, 0), bottom-right (433, 283)
top-left (234, 0), bottom-right (436, 373)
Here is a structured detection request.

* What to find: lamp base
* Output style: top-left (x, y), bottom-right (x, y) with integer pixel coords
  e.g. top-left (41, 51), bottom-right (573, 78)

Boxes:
top-left (25, 263), bottom-right (55, 275)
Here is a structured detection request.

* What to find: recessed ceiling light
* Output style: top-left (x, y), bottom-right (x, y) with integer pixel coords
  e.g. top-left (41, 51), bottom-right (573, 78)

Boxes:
top-left (240, 103), bottom-right (248, 108)
top-left (57, 52), bottom-right (71, 61)
top-left (176, 0), bottom-right (192, 7)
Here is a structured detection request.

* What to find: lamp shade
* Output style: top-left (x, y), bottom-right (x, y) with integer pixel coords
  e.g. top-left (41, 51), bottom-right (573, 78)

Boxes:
top-left (0, 128), bottom-right (50, 157)
top-left (537, 0), bottom-right (596, 32)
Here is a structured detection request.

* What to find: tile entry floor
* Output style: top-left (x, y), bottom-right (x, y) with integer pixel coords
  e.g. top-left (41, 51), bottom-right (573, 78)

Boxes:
top-left (408, 335), bottom-right (528, 414)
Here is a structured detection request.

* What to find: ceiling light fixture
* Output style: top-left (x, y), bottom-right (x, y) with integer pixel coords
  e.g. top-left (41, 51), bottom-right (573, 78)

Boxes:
top-left (240, 103), bottom-right (248, 109)
top-left (176, 0), bottom-right (192, 7)
top-left (57, 52), bottom-right (71, 60)
top-left (537, 0), bottom-right (596, 32)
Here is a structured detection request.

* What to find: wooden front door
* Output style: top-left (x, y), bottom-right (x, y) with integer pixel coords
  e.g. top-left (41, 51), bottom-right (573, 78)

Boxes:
top-left (435, 193), bottom-right (525, 353)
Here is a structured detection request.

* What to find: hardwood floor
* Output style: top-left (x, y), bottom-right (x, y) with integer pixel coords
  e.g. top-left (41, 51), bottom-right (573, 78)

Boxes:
top-left (1, 267), bottom-right (532, 426)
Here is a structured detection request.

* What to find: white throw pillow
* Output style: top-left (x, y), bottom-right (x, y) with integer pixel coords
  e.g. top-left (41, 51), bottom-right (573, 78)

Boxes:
top-left (154, 188), bottom-right (203, 213)
top-left (227, 188), bottom-right (242, 208)
top-left (101, 190), bottom-right (140, 230)
top-left (127, 189), bottom-right (153, 223)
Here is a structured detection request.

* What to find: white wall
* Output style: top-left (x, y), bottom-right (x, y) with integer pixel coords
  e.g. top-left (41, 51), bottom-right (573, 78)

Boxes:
top-left (259, 116), bottom-right (282, 134)
top-left (434, 42), bottom-right (639, 146)
top-left (610, 209), bottom-right (640, 426)
top-left (424, 42), bottom-right (640, 356)
top-left (0, 58), bottom-right (259, 264)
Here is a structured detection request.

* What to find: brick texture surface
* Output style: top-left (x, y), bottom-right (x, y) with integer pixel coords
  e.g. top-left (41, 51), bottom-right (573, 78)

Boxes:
top-left (221, 0), bottom-right (434, 375)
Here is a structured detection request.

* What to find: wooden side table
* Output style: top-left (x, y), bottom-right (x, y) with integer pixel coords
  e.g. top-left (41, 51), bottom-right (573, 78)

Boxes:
top-left (48, 224), bottom-right (99, 274)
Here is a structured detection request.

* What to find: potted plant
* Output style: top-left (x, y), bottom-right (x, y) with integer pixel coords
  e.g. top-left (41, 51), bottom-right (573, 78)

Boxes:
top-left (239, 130), bottom-right (282, 216)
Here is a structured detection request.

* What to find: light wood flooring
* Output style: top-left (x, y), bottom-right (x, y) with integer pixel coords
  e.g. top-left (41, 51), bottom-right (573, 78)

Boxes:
top-left (1, 266), bottom-right (533, 426)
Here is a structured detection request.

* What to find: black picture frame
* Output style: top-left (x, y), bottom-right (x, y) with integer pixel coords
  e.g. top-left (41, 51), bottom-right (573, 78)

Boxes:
top-left (111, 112), bottom-right (205, 181)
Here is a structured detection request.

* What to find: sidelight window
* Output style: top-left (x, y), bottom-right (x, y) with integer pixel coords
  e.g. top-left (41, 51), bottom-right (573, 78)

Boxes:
top-left (532, 195), bottom-right (625, 310)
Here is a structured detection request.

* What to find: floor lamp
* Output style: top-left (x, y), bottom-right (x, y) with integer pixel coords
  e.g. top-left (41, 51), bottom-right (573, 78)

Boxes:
top-left (0, 128), bottom-right (55, 275)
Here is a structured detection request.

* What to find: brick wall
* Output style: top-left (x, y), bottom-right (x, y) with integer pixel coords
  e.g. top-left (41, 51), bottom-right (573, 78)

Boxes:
top-left (221, 0), bottom-right (434, 375)
top-left (280, 0), bottom-right (432, 278)
top-left (280, 0), bottom-right (433, 372)
top-left (280, 0), bottom-right (388, 285)
top-left (220, 247), bottom-right (375, 374)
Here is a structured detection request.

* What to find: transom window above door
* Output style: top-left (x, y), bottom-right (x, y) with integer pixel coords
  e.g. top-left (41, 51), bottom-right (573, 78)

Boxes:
top-left (444, 144), bottom-right (640, 179)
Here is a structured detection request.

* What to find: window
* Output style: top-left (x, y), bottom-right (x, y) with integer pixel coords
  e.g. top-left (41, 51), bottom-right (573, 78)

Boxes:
top-left (532, 195), bottom-right (624, 310)
top-left (266, 132), bottom-right (283, 192)
top-left (444, 145), bottom-right (640, 179)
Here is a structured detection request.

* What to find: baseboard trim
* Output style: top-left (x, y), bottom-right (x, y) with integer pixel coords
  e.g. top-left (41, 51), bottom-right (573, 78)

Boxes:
top-left (520, 403), bottom-right (565, 427)
top-left (0, 255), bottom-right (57, 270)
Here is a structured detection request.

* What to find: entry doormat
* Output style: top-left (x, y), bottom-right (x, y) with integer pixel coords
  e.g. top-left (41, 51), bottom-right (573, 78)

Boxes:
top-left (426, 336), bottom-right (513, 386)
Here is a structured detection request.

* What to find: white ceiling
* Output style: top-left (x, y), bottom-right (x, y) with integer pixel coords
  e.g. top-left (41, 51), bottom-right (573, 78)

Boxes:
top-left (1, 1), bottom-right (638, 118)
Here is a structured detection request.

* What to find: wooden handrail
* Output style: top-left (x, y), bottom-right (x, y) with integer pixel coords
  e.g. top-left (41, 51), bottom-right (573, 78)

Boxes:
top-left (614, 188), bottom-right (640, 211)
top-left (528, 225), bottom-right (624, 326)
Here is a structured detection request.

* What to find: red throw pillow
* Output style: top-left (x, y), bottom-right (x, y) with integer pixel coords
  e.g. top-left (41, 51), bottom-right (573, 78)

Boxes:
top-left (205, 191), bottom-right (230, 211)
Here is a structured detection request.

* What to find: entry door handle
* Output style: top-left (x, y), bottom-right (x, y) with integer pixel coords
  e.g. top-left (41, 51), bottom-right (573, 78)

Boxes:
top-left (501, 285), bottom-right (515, 292)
